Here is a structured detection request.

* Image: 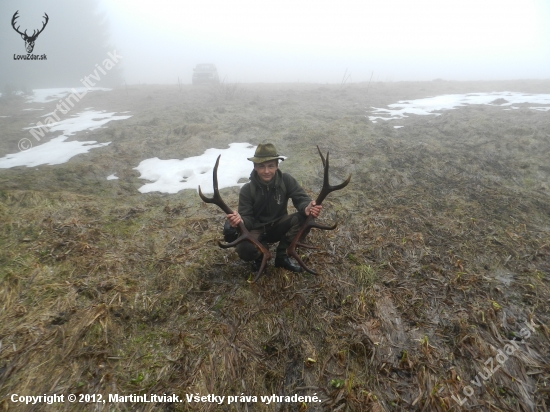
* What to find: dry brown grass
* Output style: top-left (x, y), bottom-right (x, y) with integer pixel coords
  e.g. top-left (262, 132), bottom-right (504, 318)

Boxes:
top-left (1, 80), bottom-right (550, 411)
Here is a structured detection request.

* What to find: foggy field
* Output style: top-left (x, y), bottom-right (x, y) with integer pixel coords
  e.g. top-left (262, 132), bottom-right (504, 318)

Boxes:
top-left (1, 80), bottom-right (550, 411)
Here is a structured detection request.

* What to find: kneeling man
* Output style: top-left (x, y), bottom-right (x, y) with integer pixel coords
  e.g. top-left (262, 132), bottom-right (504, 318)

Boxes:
top-left (226, 143), bottom-right (321, 272)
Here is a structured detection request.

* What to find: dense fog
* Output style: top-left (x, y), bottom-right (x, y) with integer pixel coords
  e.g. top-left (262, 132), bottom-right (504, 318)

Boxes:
top-left (1, 0), bottom-right (549, 88)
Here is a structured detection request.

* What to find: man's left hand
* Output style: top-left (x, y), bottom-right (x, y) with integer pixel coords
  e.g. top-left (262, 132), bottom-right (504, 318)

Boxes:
top-left (305, 201), bottom-right (322, 218)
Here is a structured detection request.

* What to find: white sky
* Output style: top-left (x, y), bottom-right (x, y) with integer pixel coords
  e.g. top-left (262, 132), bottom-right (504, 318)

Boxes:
top-left (100, 0), bottom-right (550, 83)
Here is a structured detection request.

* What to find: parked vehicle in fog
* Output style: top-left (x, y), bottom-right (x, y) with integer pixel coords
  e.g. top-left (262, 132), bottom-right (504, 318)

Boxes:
top-left (192, 64), bottom-right (219, 84)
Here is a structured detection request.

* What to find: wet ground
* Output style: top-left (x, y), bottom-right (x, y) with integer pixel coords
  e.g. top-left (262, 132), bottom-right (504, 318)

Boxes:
top-left (1, 79), bottom-right (549, 411)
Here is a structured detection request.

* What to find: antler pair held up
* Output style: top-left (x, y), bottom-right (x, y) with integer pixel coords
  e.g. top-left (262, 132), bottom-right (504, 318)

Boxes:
top-left (286, 146), bottom-right (352, 274)
top-left (198, 155), bottom-right (272, 282)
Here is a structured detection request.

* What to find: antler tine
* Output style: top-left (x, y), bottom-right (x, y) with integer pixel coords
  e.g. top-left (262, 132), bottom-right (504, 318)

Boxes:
top-left (35, 13), bottom-right (49, 37)
top-left (286, 146), bottom-right (351, 274)
top-left (11, 11), bottom-right (25, 36)
top-left (216, 223), bottom-right (270, 283)
top-left (317, 145), bottom-right (326, 167)
top-left (198, 155), bottom-right (271, 282)
top-left (198, 155), bottom-right (232, 214)
top-left (316, 150), bottom-right (352, 205)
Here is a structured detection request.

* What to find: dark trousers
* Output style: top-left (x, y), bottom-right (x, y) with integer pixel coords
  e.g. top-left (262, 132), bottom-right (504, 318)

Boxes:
top-left (236, 213), bottom-right (307, 261)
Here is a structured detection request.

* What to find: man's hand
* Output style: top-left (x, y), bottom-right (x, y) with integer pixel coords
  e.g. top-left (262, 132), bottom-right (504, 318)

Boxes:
top-left (305, 201), bottom-right (322, 218)
top-left (226, 211), bottom-right (242, 227)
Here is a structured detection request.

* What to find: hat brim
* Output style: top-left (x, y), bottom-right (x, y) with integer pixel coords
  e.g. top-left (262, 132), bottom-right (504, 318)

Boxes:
top-left (247, 156), bottom-right (285, 163)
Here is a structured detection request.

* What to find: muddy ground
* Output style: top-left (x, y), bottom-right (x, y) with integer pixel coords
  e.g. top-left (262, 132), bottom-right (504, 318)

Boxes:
top-left (1, 80), bottom-right (550, 411)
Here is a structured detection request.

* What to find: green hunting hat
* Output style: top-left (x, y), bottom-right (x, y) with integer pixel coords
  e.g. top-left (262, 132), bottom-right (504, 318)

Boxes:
top-left (247, 143), bottom-right (285, 163)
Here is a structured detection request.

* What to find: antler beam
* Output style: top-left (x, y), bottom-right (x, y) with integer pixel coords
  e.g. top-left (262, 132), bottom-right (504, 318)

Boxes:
top-left (286, 146), bottom-right (351, 274)
top-left (198, 155), bottom-right (272, 282)
top-left (11, 11), bottom-right (25, 36)
top-left (33, 13), bottom-right (49, 39)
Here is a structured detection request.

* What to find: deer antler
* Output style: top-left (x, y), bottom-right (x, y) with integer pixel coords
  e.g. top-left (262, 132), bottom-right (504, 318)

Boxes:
top-left (11, 11), bottom-right (49, 39)
top-left (198, 155), bottom-right (272, 282)
top-left (11, 11), bottom-right (25, 37)
top-left (32, 13), bottom-right (49, 39)
top-left (286, 146), bottom-right (351, 274)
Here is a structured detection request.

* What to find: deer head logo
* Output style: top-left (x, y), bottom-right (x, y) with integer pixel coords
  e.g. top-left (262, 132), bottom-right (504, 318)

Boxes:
top-left (11, 11), bottom-right (49, 54)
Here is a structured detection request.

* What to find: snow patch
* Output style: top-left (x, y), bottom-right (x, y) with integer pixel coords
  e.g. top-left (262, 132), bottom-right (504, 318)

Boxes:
top-left (0, 110), bottom-right (131, 168)
top-left (369, 92), bottom-right (550, 121)
top-left (135, 143), bottom-right (257, 194)
top-left (26, 110), bottom-right (131, 136)
top-left (27, 87), bottom-right (111, 103)
top-left (0, 137), bottom-right (110, 168)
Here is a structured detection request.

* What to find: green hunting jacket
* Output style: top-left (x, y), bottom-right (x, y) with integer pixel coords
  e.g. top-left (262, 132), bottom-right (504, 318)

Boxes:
top-left (238, 169), bottom-right (311, 230)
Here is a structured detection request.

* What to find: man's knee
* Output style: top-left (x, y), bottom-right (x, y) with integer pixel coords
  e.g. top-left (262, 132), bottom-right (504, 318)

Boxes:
top-left (285, 213), bottom-right (307, 240)
top-left (236, 241), bottom-right (262, 261)
top-left (290, 213), bottom-right (306, 228)
top-left (235, 229), bottom-right (264, 261)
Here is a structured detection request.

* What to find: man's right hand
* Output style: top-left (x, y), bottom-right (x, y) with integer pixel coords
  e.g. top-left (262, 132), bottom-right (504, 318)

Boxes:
top-left (226, 211), bottom-right (242, 227)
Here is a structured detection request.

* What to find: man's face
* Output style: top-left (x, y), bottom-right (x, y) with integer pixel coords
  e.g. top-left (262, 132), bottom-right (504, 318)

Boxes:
top-left (254, 160), bottom-right (278, 183)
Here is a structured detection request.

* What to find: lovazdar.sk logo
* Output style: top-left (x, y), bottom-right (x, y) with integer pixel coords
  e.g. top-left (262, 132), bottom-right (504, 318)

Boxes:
top-left (11, 10), bottom-right (49, 60)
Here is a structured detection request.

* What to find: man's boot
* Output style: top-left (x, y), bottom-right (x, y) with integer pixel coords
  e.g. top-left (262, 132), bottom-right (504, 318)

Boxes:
top-left (251, 256), bottom-right (263, 272)
top-left (275, 240), bottom-right (302, 272)
top-left (275, 255), bottom-right (303, 272)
